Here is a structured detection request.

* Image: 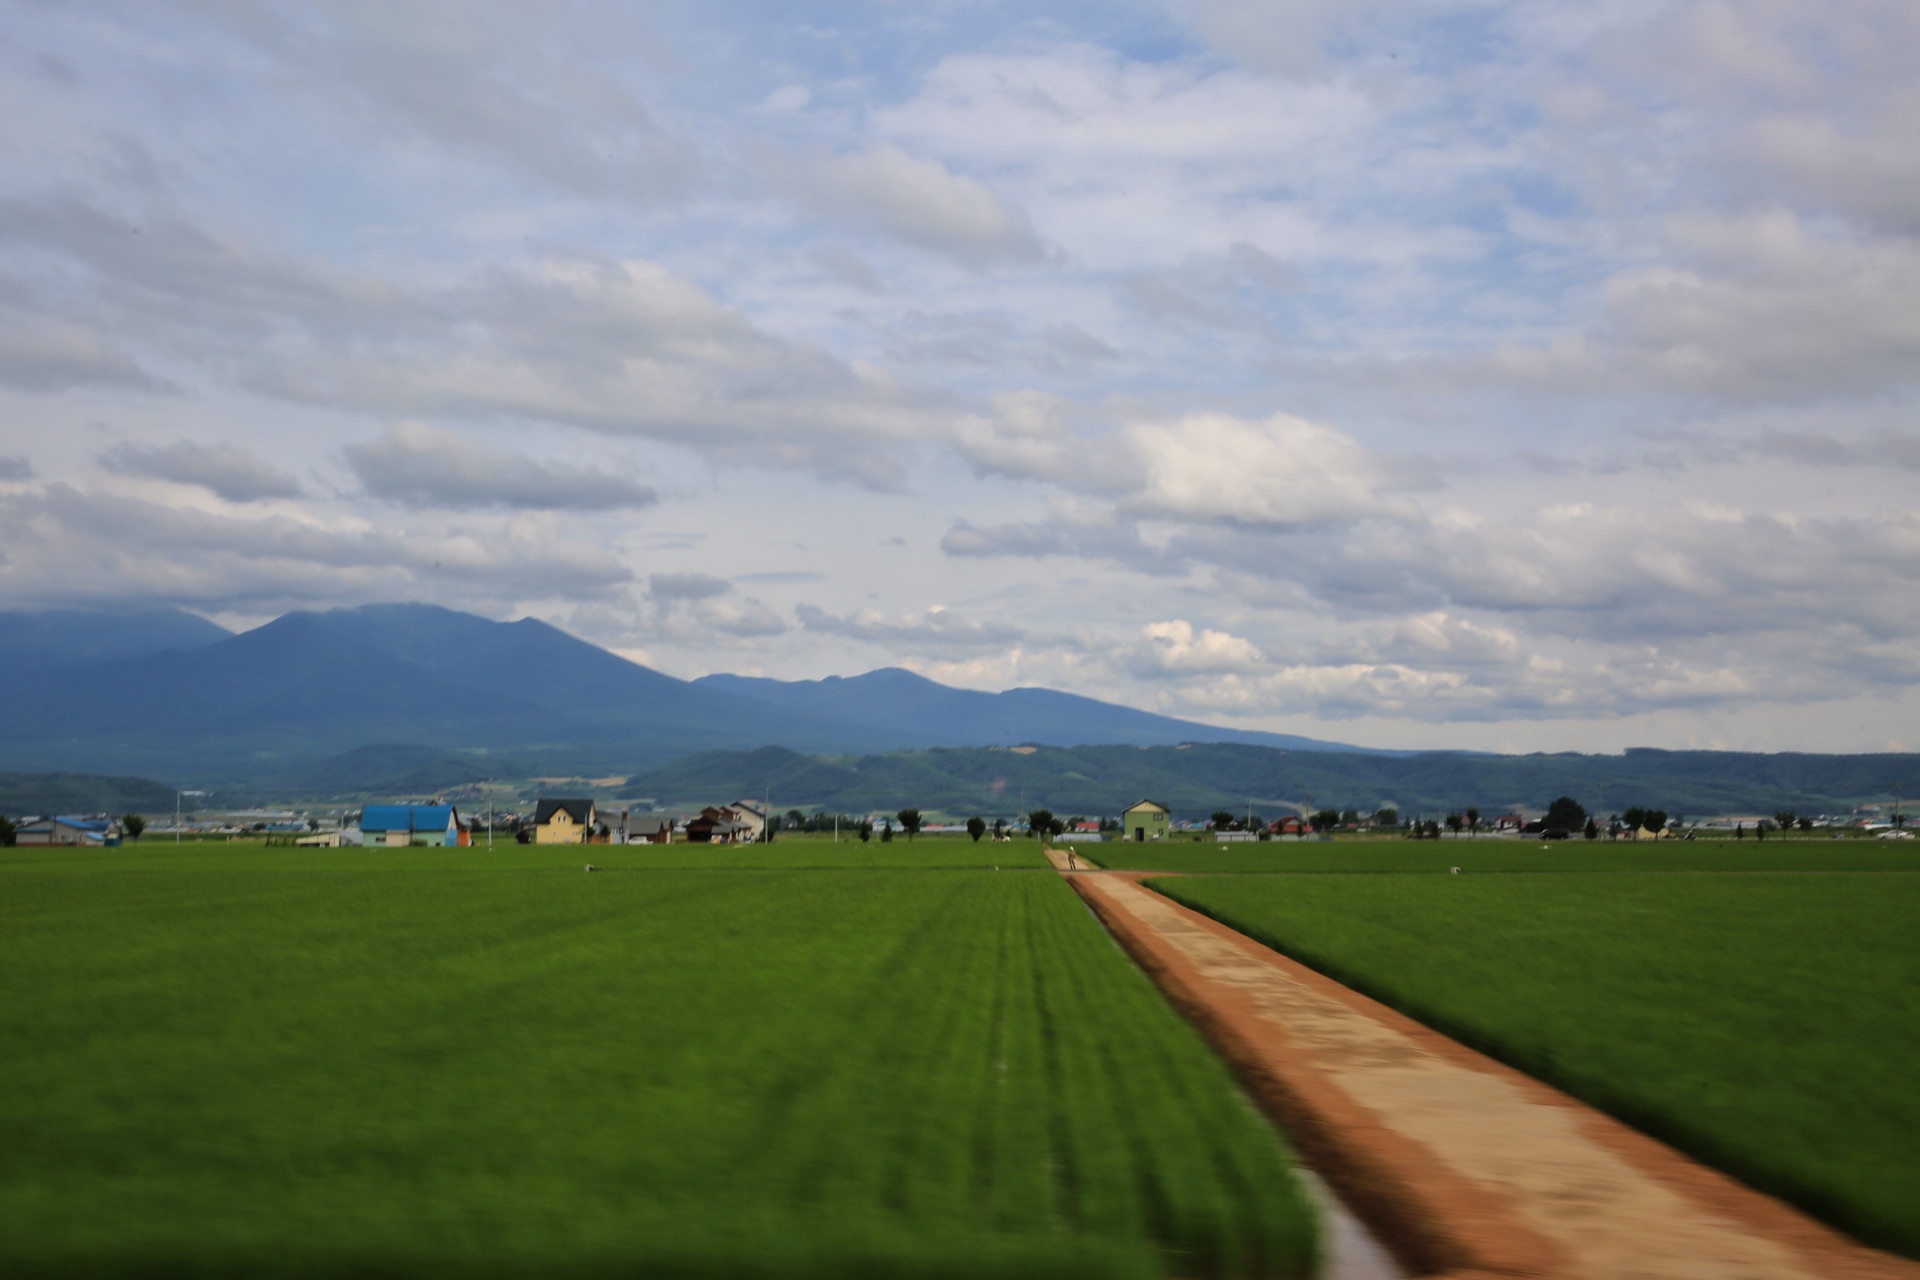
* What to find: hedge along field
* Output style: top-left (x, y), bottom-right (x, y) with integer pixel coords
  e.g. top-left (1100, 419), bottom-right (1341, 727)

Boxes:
top-left (1150, 872), bottom-right (1920, 1259)
top-left (0, 853), bottom-right (1314, 1279)
top-left (1090, 834), bottom-right (1920, 874)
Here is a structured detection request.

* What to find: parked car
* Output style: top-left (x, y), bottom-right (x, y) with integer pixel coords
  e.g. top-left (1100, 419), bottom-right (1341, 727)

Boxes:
top-left (1875, 829), bottom-right (1914, 840)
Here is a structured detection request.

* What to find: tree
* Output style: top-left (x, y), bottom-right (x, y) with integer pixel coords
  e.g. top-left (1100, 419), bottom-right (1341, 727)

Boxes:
top-left (1644, 810), bottom-right (1667, 834)
top-left (1798, 817), bottom-right (1813, 832)
top-left (1422, 819), bottom-right (1441, 840)
top-left (1543, 796), bottom-right (1587, 831)
top-left (966, 816), bottom-right (987, 842)
top-left (1211, 811), bottom-right (1236, 831)
top-left (0, 815), bottom-right (14, 847)
top-left (1621, 806), bottom-right (1646, 831)
top-left (1584, 817), bottom-right (1599, 840)
top-left (1445, 812), bottom-right (1463, 836)
top-left (1755, 820), bottom-right (1768, 842)
top-left (991, 817), bottom-right (1006, 839)
top-left (1027, 809), bottom-right (1062, 841)
top-left (121, 813), bottom-right (147, 841)
top-left (1341, 808), bottom-right (1360, 827)
top-left (1774, 810), bottom-right (1796, 834)
top-left (859, 820), bottom-right (873, 844)
top-left (897, 808), bottom-right (922, 841)
top-left (1310, 808), bottom-right (1340, 833)
top-left (785, 809), bottom-right (807, 831)
top-left (1373, 807), bottom-right (1399, 828)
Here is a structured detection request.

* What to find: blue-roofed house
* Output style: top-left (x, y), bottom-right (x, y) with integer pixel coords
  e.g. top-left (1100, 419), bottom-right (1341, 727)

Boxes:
top-left (357, 804), bottom-right (466, 847)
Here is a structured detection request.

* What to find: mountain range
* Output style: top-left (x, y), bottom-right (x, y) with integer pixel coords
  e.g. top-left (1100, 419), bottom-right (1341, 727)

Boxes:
top-left (0, 603), bottom-right (1379, 791)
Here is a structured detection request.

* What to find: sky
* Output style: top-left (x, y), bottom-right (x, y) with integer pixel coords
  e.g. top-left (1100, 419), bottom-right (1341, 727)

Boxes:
top-left (1, 0), bottom-right (1916, 754)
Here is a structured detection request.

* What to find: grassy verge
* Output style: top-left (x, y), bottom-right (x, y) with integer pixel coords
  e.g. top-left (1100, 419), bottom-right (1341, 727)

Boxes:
top-left (0, 850), bottom-right (1313, 1277)
top-left (1149, 872), bottom-right (1920, 1258)
top-left (1095, 834), bottom-right (1920, 873)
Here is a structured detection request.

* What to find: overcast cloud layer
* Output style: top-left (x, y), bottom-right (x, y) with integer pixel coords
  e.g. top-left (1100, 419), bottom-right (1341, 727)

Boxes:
top-left (2, 1), bottom-right (1915, 752)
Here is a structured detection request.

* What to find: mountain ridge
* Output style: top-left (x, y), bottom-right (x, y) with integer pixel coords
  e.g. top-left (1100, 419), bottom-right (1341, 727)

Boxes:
top-left (0, 602), bottom-right (1381, 786)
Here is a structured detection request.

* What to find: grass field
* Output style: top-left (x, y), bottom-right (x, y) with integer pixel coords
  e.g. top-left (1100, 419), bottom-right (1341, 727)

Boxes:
top-left (1089, 834), bottom-right (1920, 874)
top-left (0, 847), bottom-right (1314, 1278)
top-left (1150, 871), bottom-right (1920, 1258)
top-left (5, 832), bottom-right (1052, 874)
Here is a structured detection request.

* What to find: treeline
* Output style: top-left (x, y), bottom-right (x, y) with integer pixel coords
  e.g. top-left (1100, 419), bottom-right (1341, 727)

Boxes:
top-left (627, 743), bottom-right (1919, 819)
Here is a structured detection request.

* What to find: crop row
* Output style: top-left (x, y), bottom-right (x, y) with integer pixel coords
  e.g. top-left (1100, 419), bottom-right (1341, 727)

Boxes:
top-left (0, 855), bottom-right (1313, 1277)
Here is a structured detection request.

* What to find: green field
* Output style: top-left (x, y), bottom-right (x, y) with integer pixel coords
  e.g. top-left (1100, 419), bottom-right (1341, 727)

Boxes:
top-left (8, 833), bottom-right (1051, 875)
top-left (1149, 871), bottom-right (1920, 1258)
top-left (0, 846), bottom-right (1314, 1278)
top-left (1089, 834), bottom-right (1920, 874)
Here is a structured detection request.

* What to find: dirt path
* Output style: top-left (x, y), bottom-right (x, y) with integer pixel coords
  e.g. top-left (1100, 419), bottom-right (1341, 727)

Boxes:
top-left (1043, 848), bottom-right (1918, 1280)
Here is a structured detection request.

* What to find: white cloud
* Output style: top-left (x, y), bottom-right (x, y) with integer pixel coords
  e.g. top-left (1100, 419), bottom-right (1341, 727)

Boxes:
top-left (765, 143), bottom-right (1045, 268)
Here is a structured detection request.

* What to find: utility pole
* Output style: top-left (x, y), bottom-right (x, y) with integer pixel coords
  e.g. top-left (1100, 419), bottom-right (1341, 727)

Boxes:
top-left (486, 779), bottom-right (493, 848)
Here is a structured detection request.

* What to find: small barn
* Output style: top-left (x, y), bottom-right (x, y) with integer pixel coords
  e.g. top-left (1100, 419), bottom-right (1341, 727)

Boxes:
top-left (358, 804), bottom-right (466, 847)
top-left (14, 816), bottom-right (121, 847)
top-left (1119, 800), bottom-right (1172, 843)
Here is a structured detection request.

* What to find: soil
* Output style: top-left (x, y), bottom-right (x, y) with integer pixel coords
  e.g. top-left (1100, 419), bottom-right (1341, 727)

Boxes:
top-left (1045, 849), bottom-right (1920, 1280)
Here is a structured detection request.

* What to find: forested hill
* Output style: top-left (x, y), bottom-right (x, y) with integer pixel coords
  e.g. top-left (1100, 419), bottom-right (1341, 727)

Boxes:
top-left (625, 744), bottom-right (1920, 819)
top-left (0, 773), bottom-right (179, 819)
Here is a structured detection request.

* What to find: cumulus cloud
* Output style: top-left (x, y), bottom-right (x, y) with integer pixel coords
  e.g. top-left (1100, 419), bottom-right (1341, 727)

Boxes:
top-left (1131, 620), bottom-right (1266, 676)
top-left (796, 603), bottom-right (1024, 650)
top-left (345, 422), bottom-right (655, 511)
top-left (0, 455), bottom-right (34, 481)
top-left (953, 406), bottom-right (1402, 530)
top-left (99, 439), bottom-right (303, 502)
top-left (767, 143), bottom-right (1045, 268)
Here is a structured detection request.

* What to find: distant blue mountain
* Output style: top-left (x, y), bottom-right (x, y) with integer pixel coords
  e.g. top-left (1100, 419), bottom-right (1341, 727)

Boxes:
top-left (0, 607), bottom-right (230, 667)
top-left (695, 668), bottom-right (1396, 754)
top-left (0, 603), bottom-right (1382, 788)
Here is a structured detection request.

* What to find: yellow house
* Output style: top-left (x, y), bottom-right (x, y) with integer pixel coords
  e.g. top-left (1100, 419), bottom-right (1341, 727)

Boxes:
top-left (535, 798), bottom-right (597, 844)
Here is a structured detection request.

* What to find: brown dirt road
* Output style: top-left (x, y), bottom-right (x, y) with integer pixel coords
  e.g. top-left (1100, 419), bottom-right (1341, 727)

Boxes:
top-left (1044, 849), bottom-right (1919, 1280)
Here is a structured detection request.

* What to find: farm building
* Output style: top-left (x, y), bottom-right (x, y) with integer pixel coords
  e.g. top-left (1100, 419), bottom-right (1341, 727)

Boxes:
top-left (1270, 815), bottom-right (1311, 837)
top-left (624, 816), bottom-right (674, 845)
top-left (534, 798), bottom-right (600, 844)
top-left (1119, 800), bottom-right (1172, 843)
top-left (358, 805), bottom-right (467, 847)
top-left (14, 816), bottom-right (121, 846)
top-left (686, 807), bottom-right (755, 844)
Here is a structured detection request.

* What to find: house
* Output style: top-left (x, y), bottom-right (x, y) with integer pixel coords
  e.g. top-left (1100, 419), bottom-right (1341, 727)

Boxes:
top-left (294, 832), bottom-right (341, 847)
top-left (359, 804), bottom-right (467, 848)
top-left (1119, 800), bottom-right (1172, 843)
top-left (1270, 815), bottom-right (1312, 837)
top-left (14, 816), bottom-right (121, 847)
top-left (534, 798), bottom-right (597, 844)
top-left (725, 801), bottom-right (768, 841)
top-left (1493, 813), bottom-right (1526, 833)
top-left (686, 807), bottom-right (753, 844)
